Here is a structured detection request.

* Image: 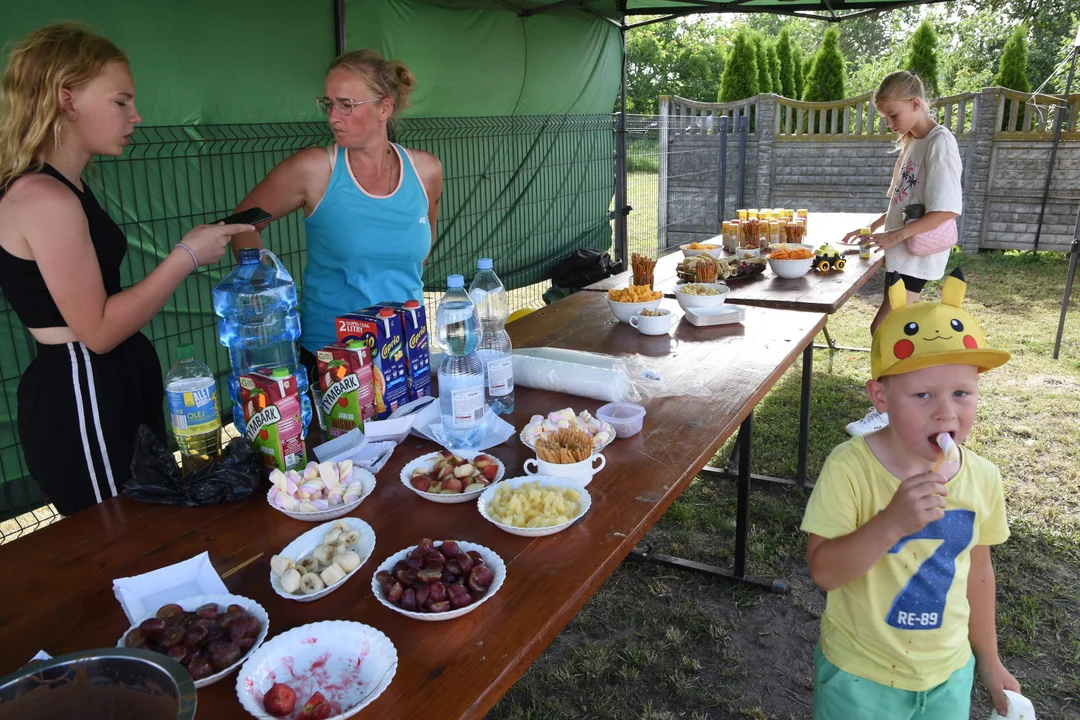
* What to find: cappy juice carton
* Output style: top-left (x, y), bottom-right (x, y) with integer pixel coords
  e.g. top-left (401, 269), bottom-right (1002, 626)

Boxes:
top-left (335, 306), bottom-right (408, 419)
top-left (239, 367), bottom-right (306, 472)
top-left (316, 340), bottom-right (376, 437)
top-left (381, 300), bottom-right (432, 402)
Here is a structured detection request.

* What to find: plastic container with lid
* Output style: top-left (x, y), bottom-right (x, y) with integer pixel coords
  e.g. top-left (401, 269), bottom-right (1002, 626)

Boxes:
top-left (596, 402), bottom-right (646, 438)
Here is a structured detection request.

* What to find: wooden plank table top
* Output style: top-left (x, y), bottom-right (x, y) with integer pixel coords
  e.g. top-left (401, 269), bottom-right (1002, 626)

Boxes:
top-left (586, 212), bottom-right (883, 314)
top-left (0, 293), bottom-right (825, 719)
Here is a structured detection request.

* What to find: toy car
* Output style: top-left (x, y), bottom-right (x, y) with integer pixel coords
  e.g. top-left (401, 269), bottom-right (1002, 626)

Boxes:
top-left (814, 244), bottom-right (846, 272)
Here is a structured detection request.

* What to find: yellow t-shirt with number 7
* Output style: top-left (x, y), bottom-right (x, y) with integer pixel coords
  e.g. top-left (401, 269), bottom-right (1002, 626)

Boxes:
top-left (800, 436), bottom-right (1009, 692)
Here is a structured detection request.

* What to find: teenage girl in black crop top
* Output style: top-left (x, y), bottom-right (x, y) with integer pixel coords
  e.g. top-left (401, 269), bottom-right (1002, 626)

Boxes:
top-left (0, 26), bottom-right (254, 516)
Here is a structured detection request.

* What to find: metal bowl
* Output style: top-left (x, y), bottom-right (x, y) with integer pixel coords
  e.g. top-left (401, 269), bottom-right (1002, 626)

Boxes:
top-left (0, 647), bottom-right (196, 719)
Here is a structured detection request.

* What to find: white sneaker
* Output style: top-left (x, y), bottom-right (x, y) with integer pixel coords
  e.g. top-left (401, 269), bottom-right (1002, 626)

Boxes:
top-left (846, 408), bottom-right (889, 436)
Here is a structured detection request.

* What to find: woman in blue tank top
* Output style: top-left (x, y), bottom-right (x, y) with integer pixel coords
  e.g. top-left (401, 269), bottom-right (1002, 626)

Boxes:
top-left (230, 49), bottom-right (443, 364)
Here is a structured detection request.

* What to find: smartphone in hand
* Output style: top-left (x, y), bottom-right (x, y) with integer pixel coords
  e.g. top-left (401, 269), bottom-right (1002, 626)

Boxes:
top-left (213, 207), bottom-right (272, 226)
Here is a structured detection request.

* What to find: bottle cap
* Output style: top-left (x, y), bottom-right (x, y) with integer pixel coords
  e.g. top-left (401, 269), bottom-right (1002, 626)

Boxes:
top-left (346, 339), bottom-right (365, 349)
top-left (447, 274), bottom-right (464, 288)
top-left (860, 227), bottom-right (872, 235)
top-left (271, 367), bottom-right (290, 379)
top-left (404, 300), bottom-right (420, 308)
top-left (378, 307), bottom-right (395, 317)
top-left (175, 344), bottom-right (195, 361)
top-left (477, 258), bottom-right (493, 270)
top-left (238, 248), bottom-right (260, 265)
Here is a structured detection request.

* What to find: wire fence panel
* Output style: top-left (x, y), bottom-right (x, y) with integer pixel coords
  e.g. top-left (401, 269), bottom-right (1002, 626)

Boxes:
top-left (0, 115), bottom-right (616, 535)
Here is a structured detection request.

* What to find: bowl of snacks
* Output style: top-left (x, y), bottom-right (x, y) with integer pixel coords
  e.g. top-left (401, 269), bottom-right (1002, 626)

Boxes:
top-left (400, 450), bottom-right (505, 503)
top-left (766, 243), bottom-right (816, 278)
top-left (674, 282), bottom-right (730, 310)
top-left (606, 286), bottom-right (662, 323)
top-left (269, 518), bottom-right (376, 603)
top-left (235, 621), bottom-right (397, 720)
top-left (118, 594), bottom-right (269, 688)
top-left (371, 539), bottom-right (506, 621)
top-left (679, 242), bottom-right (722, 259)
top-left (478, 477), bottom-right (592, 537)
top-left (266, 460), bottom-right (375, 522)
top-left (520, 408), bottom-right (615, 454)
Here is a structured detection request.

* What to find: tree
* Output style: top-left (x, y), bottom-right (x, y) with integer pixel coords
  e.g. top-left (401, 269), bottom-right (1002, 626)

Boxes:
top-left (906, 19), bottom-right (941, 97)
top-left (754, 35), bottom-right (772, 93)
top-left (777, 29), bottom-right (797, 99)
top-left (720, 30), bottom-right (759, 103)
top-left (800, 55), bottom-right (814, 99)
top-left (767, 43), bottom-right (782, 95)
top-left (793, 45), bottom-right (807, 100)
top-left (804, 27), bottom-right (847, 102)
top-left (994, 25), bottom-right (1031, 92)
top-left (624, 19), bottom-right (730, 112)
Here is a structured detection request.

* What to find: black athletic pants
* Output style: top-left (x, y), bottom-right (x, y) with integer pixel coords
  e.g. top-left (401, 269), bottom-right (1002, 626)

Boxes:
top-left (17, 333), bottom-right (166, 516)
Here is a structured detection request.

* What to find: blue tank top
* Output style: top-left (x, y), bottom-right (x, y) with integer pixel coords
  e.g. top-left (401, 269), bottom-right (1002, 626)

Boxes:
top-left (300, 143), bottom-right (430, 352)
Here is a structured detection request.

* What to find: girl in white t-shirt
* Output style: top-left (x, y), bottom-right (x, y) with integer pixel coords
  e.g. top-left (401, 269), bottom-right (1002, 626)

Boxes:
top-left (841, 71), bottom-right (963, 337)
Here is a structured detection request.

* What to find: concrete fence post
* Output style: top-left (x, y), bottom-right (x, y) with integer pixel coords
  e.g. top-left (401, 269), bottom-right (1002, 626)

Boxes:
top-left (961, 88), bottom-right (999, 251)
top-left (756, 94), bottom-right (776, 208)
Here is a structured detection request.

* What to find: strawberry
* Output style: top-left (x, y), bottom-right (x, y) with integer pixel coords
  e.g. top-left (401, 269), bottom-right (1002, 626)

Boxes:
top-left (262, 683), bottom-right (296, 717)
top-left (297, 691), bottom-right (332, 720)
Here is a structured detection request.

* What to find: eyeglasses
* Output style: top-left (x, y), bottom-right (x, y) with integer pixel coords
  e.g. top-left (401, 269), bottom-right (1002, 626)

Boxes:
top-left (315, 97), bottom-right (381, 116)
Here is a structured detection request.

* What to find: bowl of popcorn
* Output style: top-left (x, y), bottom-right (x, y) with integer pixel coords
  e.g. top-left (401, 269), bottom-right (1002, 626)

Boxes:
top-left (606, 285), bottom-right (662, 323)
top-left (520, 408), bottom-right (615, 454)
top-left (477, 477), bottom-right (592, 537)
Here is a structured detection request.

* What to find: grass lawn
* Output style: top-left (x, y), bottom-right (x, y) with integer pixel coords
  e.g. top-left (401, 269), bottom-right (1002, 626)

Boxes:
top-left (488, 249), bottom-right (1080, 719)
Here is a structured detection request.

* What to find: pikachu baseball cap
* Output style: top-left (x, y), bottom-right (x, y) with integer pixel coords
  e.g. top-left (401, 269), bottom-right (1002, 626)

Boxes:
top-left (870, 268), bottom-right (1010, 380)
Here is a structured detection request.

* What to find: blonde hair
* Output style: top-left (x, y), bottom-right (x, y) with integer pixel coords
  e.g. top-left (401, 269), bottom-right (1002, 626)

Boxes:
top-left (327, 49), bottom-right (416, 116)
top-left (874, 70), bottom-right (935, 153)
top-left (0, 24), bottom-right (128, 189)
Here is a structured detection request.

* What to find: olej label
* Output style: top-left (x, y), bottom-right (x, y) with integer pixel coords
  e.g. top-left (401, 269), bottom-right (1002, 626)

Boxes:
top-left (166, 383), bottom-right (220, 437)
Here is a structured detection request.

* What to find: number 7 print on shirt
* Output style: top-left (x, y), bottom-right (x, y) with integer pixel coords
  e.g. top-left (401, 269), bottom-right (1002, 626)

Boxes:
top-left (885, 509), bottom-right (975, 630)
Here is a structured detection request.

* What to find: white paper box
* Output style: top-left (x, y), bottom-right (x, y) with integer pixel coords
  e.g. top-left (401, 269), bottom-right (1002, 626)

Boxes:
top-left (112, 551), bottom-right (228, 625)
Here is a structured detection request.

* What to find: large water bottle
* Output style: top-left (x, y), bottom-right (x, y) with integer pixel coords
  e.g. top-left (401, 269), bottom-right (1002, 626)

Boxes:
top-left (212, 248), bottom-right (311, 433)
top-left (436, 275), bottom-right (487, 449)
top-left (469, 258), bottom-right (514, 415)
top-left (165, 344), bottom-right (222, 472)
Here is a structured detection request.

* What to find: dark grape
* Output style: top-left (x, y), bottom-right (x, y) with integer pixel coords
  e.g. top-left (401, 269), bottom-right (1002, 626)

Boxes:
top-left (183, 626), bottom-right (208, 647)
top-left (139, 618), bottom-right (166, 636)
top-left (405, 553), bottom-right (424, 570)
top-left (387, 581), bottom-right (404, 604)
top-left (426, 600), bottom-right (450, 613)
top-left (416, 538), bottom-right (436, 554)
top-left (441, 570), bottom-right (459, 585)
top-left (439, 540), bottom-right (461, 558)
top-left (449, 593), bottom-right (472, 609)
top-left (243, 615), bottom-right (261, 639)
top-left (229, 620), bottom-right (246, 643)
top-left (456, 552), bottom-right (474, 574)
top-left (210, 645), bottom-right (241, 671)
top-left (158, 626), bottom-right (186, 648)
top-left (425, 550), bottom-right (446, 566)
top-left (227, 604), bottom-right (245, 615)
top-left (401, 588), bottom-right (418, 612)
top-left (166, 645), bottom-right (188, 663)
top-left (196, 603), bottom-right (219, 620)
top-left (375, 570), bottom-right (392, 585)
top-left (469, 565), bottom-right (495, 593)
top-left (124, 628), bottom-right (146, 649)
top-left (156, 604), bottom-right (184, 620)
top-left (445, 559), bottom-right (462, 576)
top-left (237, 637), bottom-right (256, 652)
top-left (467, 550), bottom-right (485, 567)
top-left (205, 639), bottom-right (229, 654)
top-left (394, 568), bottom-right (411, 585)
top-left (417, 565), bottom-right (442, 584)
top-left (414, 584), bottom-right (430, 607)
top-left (187, 657), bottom-right (213, 680)
top-left (429, 582), bottom-right (447, 603)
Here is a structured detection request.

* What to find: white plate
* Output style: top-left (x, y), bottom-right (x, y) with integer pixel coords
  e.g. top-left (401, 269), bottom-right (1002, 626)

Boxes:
top-left (117, 593), bottom-right (269, 689)
top-left (399, 451), bottom-right (505, 504)
top-left (269, 518), bottom-right (376, 603)
top-left (518, 426), bottom-right (615, 455)
top-left (235, 621), bottom-right (397, 720)
top-left (371, 541), bottom-right (506, 621)
top-left (477, 475), bottom-right (592, 537)
top-left (265, 467), bottom-right (376, 522)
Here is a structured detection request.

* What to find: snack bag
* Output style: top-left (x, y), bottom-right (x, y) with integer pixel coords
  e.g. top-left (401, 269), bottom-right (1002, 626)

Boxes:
top-left (316, 340), bottom-right (376, 437)
top-left (239, 367), bottom-right (306, 472)
top-left (382, 300), bottom-right (432, 402)
top-left (335, 306), bottom-right (408, 419)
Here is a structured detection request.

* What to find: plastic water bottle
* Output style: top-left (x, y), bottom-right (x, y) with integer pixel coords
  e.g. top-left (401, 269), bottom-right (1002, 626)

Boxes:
top-left (436, 275), bottom-right (487, 449)
top-left (165, 344), bottom-right (222, 472)
top-left (212, 248), bottom-right (311, 433)
top-left (469, 258), bottom-right (515, 415)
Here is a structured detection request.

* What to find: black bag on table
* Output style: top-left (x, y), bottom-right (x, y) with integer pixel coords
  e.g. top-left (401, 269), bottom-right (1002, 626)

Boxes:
top-left (550, 249), bottom-right (624, 290)
top-left (123, 424), bottom-right (262, 507)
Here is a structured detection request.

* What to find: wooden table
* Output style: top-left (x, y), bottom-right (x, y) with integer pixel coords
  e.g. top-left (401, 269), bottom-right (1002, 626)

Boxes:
top-left (0, 293), bottom-right (825, 719)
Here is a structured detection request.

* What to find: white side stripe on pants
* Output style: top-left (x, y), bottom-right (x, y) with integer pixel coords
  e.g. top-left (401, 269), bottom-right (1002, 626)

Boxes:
top-left (68, 342), bottom-right (103, 504)
top-left (80, 343), bottom-right (118, 497)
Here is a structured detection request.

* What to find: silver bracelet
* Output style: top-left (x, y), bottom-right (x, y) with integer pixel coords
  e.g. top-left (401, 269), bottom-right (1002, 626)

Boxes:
top-left (175, 242), bottom-right (198, 271)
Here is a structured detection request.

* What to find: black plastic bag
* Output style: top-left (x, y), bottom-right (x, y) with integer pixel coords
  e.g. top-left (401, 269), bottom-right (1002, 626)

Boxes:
top-left (123, 425), bottom-right (262, 506)
top-left (550, 249), bottom-right (624, 289)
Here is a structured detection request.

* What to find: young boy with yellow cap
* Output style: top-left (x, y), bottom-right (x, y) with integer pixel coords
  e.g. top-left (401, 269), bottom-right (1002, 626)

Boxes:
top-left (802, 269), bottom-right (1020, 719)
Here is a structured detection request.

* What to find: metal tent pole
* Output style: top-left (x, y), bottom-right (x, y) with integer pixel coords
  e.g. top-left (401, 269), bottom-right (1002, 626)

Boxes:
top-left (613, 20), bottom-right (630, 265)
top-left (1053, 206), bottom-right (1080, 359)
top-left (1032, 30), bottom-right (1080, 253)
top-left (333, 0), bottom-right (346, 55)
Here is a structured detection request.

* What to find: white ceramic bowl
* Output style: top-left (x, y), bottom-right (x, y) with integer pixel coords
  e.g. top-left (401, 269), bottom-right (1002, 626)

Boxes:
top-left (675, 283), bottom-right (730, 310)
top-left (735, 247), bottom-right (761, 259)
top-left (399, 450), bottom-right (505, 504)
top-left (235, 621), bottom-right (397, 720)
top-left (371, 541), bottom-right (506, 622)
top-left (477, 476), bottom-right (592, 537)
top-left (519, 425), bottom-right (615, 455)
top-left (265, 468), bottom-right (376, 522)
top-left (270, 518), bottom-right (376, 603)
top-left (607, 297), bottom-right (662, 324)
top-left (766, 243), bottom-right (816, 279)
top-left (680, 244), bottom-right (723, 259)
top-left (117, 593), bottom-right (269, 689)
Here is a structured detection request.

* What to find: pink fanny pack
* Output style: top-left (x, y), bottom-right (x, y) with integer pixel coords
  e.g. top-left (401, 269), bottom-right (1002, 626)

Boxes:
top-left (907, 220), bottom-right (957, 256)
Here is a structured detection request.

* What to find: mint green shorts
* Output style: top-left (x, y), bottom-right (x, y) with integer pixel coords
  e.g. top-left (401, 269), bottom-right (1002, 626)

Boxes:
top-left (813, 645), bottom-right (974, 720)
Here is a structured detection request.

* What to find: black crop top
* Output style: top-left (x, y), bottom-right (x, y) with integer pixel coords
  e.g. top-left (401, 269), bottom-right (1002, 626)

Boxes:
top-left (0, 164), bottom-right (127, 329)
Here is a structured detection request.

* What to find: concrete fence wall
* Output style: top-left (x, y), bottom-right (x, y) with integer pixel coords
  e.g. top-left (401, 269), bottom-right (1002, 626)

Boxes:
top-left (659, 88), bottom-right (1080, 252)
